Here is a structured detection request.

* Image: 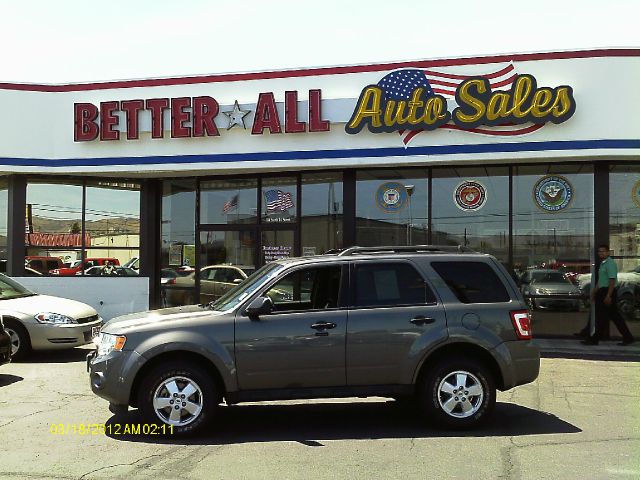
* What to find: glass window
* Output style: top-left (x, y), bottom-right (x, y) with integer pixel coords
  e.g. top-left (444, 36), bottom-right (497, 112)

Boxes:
top-left (609, 164), bottom-right (640, 336)
top-left (356, 169), bottom-right (428, 246)
top-left (0, 177), bottom-right (7, 270)
top-left (513, 165), bottom-right (593, 336)
top-left (26, 180), bottom-right (83, 275)
top-left (431, 261), bottom-right (510, 303)
top-left (201, 178), bottom-right (258, 225)
top-left (432, 167), bottom-right (509, 262)
top-left (84, 180), bottom-right (140, 275)
top-left (301, 172), bottom-right (343, 256)
top-left (261, 177), bottom-right (297, 223)
top-left (353, 262), bottom-right (435, 307)
top-left (265, 266), bottom-right (342, 311)
top-left (161, 179), bottom-right (196, 306)
top-left (197, 231), bottom-right (257, 305)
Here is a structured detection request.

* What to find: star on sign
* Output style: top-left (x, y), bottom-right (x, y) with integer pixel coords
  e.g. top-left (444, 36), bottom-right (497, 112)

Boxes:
top-left (223, 100), bottom-right (251, 130)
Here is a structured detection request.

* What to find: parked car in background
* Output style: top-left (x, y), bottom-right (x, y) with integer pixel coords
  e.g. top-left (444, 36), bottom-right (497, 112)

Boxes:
top-left (50, 258), bottom-right (120, 276)
top-left (25, 256), bottom-right (64, 274)
top-left (0, 273), bottom-right (102, 360)
top-left (577, 266), bottom-right (640, 320)
top-left (80, 266), bottom-right (139, 277)
top-left (122, 257), bottom-right (139, 271)
top-left (0, 317), bottom-right (11, 366)
top-left (520, 269), bottom-right (582, 311)
top-left (160, 268), bottom-right (178, 285)
top-left (166, 264), bottom-right (255, 305)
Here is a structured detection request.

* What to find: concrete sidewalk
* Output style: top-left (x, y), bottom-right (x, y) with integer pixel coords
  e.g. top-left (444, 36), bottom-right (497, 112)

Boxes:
top-left (535, 337), bottom-right (640, 359)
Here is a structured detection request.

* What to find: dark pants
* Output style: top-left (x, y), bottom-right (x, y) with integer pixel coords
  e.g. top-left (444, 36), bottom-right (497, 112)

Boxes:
top-left (591, 289), bottom-right (634, 343)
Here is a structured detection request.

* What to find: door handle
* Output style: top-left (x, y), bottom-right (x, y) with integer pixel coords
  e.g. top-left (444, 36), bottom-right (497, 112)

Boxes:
top-left (310, 322), bottom-right (337, 330)
top-left (410, 316), bottom-right (436, 325)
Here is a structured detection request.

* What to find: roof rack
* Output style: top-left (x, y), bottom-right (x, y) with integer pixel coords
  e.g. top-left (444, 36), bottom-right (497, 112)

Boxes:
top-left (333, 245), bottom-right (478, 256)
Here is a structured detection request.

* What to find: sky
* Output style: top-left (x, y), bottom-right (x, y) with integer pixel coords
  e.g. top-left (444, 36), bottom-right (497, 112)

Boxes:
top-left (0, 0), bottom-right (638, 83)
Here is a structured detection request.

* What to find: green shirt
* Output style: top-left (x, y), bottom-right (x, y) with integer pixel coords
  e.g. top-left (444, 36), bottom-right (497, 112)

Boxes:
top-left (598, 257), bottom-right (618, 289)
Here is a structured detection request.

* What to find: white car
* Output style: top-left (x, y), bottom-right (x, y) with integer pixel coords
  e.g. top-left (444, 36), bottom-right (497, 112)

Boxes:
top-left (0, 273), bottom-right (102, 360)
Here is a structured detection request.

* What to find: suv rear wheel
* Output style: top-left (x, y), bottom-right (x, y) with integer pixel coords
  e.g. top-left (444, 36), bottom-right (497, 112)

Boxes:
top-left (138, 361), bottom-right (219, 436)
top-left (420, 356), bottom-right (495, 429)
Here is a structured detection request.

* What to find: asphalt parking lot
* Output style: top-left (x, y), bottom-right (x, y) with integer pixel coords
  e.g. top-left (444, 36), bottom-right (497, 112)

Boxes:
top-left (0, 346), bottom-right (639, 480)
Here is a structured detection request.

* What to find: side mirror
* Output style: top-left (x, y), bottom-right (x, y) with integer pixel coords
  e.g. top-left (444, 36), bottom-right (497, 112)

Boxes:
top-left (245, 296), bottom-right (273, 318)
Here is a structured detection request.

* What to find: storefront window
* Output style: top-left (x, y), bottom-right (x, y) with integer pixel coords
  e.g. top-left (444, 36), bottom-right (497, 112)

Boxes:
top-left (201, 178), bottom-right (258, 225)
top-left (432, 167), bottom-right (509, 262)
top-left (84, 180), bottom-right (140, 275)
top-left (513, 164), bottom-right (593, 337)
top-left (261, 177), bottom-right (297, 224)
top-left (194, 231), bottom-right (257, 304)
top-left (0, 178), bottom-right (7, 270)
top-left (609, 164), bottom-right (640, 337)
top-left (261, 230), bottom-right (295, 264)
top-left (301, 172), bottom-right (343, 255)
top-left (356, 169), bottom-right (428, 246)
top-left (161, 179), bottom-right (196, 306)
top-left (26, 180), bottom-right (83, 275)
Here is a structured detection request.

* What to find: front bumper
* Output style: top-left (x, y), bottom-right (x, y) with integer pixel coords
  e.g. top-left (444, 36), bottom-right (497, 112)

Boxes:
top-left (87, 348), bottom-right (144, 407)
top-left (29, 319), bottom-right (102, 351)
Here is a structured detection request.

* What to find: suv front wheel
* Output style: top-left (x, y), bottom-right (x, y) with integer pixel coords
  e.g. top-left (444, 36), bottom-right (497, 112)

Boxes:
top-left (420, 356), bottom-right (496, 429)
top-left (138, 361), bottom-right (219, 436)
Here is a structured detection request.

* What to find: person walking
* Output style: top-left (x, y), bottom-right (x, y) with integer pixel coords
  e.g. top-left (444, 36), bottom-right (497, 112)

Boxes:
top-left (582, 244), bottom-right (635, 346)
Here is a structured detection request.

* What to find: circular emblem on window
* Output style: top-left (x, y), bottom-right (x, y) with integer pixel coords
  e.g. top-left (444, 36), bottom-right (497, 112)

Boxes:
top-left (454, 180), bottom-right (487, 211)
top-left (376, 182), bottom-right (408, 212)
top-left (533, 175), bottom-right (573, 212)
top-left (632, 180), bottom-right (640, 208)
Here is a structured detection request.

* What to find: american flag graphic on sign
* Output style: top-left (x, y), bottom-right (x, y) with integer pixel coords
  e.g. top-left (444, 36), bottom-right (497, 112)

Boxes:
top-left (377, 63), bottom-right (544, 146)
top-left (264, 189), bottom-right (294, 212)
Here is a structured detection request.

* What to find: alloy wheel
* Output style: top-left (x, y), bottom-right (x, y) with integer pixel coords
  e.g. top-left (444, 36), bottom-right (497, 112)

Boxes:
top-left (152, 376), bottom-right (204, 427)
top-left (5, 328), bottom-right (20, 356)
top-left (437, 370), bottom-right (484, 418)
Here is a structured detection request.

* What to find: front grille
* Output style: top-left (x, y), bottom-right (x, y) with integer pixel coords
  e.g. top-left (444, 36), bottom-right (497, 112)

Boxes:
top-left (76, 314), bottom-right (99, 324)
top-left (48, 338), bottom-right (78, 344)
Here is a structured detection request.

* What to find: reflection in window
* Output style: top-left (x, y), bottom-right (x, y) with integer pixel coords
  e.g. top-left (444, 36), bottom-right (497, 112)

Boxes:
top-left (301, 172), bottom-right (343, 256)
top-left (161, 179), bottom-right (196, 306)
top-left (354, 262), bottom-right (435, 307)
top-left (0, 177), bottom-right (7, 268)
top-left (201, 178), bottom-right (258, 225)
top-left (356, 169), bottom-right (428, 246)
top-left (265, 266), bottom-right (342, 311)
top-left (432, 167), bottom-right (509, 263)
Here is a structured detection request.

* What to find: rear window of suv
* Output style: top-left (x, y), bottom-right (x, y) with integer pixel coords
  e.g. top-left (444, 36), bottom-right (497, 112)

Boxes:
top-left (354, 262), bottom-right (437, 307)
top-left (431, 261), bottom-right (510, 304)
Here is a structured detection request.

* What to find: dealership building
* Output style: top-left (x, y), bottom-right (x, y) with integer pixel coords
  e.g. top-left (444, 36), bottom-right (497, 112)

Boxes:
top-left (0, 48), bottom-right (639, 338)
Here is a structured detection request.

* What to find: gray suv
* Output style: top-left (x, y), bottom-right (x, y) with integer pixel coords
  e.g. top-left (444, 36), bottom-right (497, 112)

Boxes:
top-left (88, 246), bottom-right (539, 435)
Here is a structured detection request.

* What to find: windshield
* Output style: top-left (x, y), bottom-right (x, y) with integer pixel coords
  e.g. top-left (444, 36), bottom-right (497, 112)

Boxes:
top-left (0, 274), bottom-right (36, 300)
top-left (210, 263), bottom-right (284, 311)
top-left (531, 271), bottom-right (568, 284)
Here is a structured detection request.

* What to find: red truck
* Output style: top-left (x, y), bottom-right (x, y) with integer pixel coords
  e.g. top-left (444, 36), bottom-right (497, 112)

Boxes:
top-left (49, 258), bottom-right (120, 276)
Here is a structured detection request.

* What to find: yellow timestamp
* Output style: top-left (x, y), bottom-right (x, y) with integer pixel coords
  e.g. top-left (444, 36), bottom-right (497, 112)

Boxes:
top-left (49, 423), bottom-right (174, 436)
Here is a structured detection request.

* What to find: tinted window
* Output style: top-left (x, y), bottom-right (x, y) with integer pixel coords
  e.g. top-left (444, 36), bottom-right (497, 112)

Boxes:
top-left (431, 261), bottom-right (510, 303)
top-left (354, 262), bottom-right (436, 308)
top-left (265, 266), bottom-right (342, 312)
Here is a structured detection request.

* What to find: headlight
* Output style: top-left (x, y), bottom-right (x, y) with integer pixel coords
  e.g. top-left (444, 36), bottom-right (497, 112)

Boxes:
top-left (94, 333), bottom-right (126, 356)
top-left (34, 312), bottom-right (77, 324)
top-left (534, 288), bottom-right (549, 295)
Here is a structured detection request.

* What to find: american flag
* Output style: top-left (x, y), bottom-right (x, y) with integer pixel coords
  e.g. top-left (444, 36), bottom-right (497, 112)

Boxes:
top-left (264, 189), bottom-right (294, 212)
top-left (223, 194), bottom-right (239, 213)
top-left (377, 63), bottom-right (544, 146)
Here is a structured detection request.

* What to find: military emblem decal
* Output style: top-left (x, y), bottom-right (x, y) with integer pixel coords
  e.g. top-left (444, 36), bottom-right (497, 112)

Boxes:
top-left (376, 182), bottom-right (408, 213)
top-left (533, 175), bottom-right (573, 212)
top-left (454, 180), bottom-right (487, 211)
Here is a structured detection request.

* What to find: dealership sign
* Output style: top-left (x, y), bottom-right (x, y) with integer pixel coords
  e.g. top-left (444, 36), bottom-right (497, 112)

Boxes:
top-left (345, 72), bottom-right (576, 137)
top-left (74, 90), bottom-right (330, 141)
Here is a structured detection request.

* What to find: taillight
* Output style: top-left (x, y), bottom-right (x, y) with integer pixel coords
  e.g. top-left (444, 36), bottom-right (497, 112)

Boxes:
top-left (510, 310), bottom-right (532, 340)
top-left (167, 278), bottom-right (176, 285)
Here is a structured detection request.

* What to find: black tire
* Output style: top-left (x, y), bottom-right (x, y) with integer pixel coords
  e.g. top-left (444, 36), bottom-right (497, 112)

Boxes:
top-left (138, 361), bottom-right (219, 436)
top-left (4, 319), bottom-right (32, 361)
top-left (419, 356), bottom-right (496, 429)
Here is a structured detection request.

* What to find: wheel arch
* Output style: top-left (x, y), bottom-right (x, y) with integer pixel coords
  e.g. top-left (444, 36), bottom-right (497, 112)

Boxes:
top-left (129, 350), bottom-right (227, 408)
top-left (414, 342), bottom-right (505, 391)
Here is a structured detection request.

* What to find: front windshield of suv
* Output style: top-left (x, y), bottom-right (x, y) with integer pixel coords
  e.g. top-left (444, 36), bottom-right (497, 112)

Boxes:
top-left (210, 263), bottom-right (284, 311)
top-left (0, 274), bottom-right (36, 300)
top-left (531, 271), bottom-right (568, 284)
